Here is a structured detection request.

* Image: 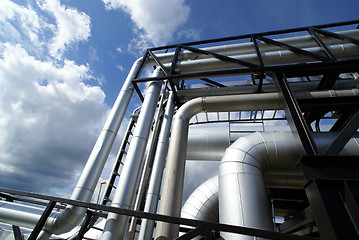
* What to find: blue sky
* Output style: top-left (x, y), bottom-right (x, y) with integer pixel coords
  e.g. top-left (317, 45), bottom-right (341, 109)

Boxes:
top-left (0, 0), bottom-right (358, 198)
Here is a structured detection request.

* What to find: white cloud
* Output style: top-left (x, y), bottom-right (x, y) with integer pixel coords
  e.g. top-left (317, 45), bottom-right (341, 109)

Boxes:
top-left (0, 43), bottom-right (110, 193)
top-left (116, 64), bottom-right (124, 71)
top-left (116, 47), bottom-right (123, 53)
top-left (103, 0), bottom-right (193, 50)
top-left (0, 0), bottom-right (50, 56)
top-left (36, 0), bottom-right (91, 59)
top-left (0, 0), bottom-right (91, 60)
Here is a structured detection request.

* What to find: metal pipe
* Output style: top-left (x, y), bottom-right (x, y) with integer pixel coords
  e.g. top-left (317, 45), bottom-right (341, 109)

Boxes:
top-left (144, 30), bottom-right (359, 66)
top-left (154, 89), bottom-right (359, 239)
top-left (181, 175), bottom-right (219, 223)
top-left (218, 132), bottom-right (359, 240)
top-left (138, 92), bottom-right (175, 240)
top-left (35, 58), bottom-right (143, 239)
top-left (0, 58), bottom-right (142, 238)
top-left (180, 133), bottom-right (359, 239)
top-left (100, 69), bottom-right (163, 240)
top-left (173, 43), bottom-right (359, 76)
top-left (128, 82), bottom-right (168, 240)
top-left (177, 78), bottom-right (359, 101)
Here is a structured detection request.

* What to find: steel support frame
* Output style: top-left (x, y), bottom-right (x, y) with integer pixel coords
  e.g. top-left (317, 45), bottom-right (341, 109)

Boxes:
top-left (0, 187), bottom-right (317, 240)
top-left (272, 72), bottom-right (318, 155)
top-left (304, 179), bottom-right (359, 240)
top-left (12, 225), bottom-right (24, 240)
top-left (130, 20), bottom-right (359, 104)
top-left (28, 200), bottom-right (56, 240)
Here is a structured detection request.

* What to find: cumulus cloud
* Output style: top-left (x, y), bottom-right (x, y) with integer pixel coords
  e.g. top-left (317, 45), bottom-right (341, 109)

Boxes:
top-left (0, 0), bottom-right (49, 57)
top-left (102, 0), bottom-right (195, 51)
top-left (0, 1), bottom-right (111, 194)
top-left (0, 43), bottom-right (110, 193)
top-left (36, 0), bottom-right (91, 59)
top-left (0, 0), bottom-right (91, 60)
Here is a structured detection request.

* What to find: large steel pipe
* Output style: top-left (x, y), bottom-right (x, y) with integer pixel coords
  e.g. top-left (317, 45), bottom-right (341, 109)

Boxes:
top-left (100, 69), bottom-right (163, 240)
top-left (138, 92), bottom-right (175, 240)
top-left (154, 89), bottom-right (359, 239)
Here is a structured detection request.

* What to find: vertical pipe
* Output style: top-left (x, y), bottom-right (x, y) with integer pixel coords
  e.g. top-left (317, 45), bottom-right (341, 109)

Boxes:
top-left (100, 69), bottom-right (163, 240)
top-left (138, 92), bottom-right (175, 240)
top-left (128, 82), bottom-right (168, 239)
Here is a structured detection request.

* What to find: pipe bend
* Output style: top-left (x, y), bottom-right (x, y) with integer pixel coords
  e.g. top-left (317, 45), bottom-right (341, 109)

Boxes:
top-left (175, 97), bottom-right (204, 121)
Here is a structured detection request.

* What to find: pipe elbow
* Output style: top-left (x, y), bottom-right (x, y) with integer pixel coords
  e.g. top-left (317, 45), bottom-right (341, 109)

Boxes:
top-left (219, 132), bottom-right (273, 177)
top-left (175, 97), bottom-right (204, 122)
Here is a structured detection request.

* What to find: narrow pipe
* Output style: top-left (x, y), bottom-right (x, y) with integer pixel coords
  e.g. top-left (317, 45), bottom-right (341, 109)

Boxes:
top-left (100, 69), bottom-right (163, 240)
top-left (154, 89), bottom-right (359, 239)
top-left (177, 78), bottom-right (359, 101)
top-left (138, 92), bottom-right (175, 240)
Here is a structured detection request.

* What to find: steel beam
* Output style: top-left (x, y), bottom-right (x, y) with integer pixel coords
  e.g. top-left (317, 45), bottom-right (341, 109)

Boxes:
top-left (305, 179), bottom-right (359, 240)
top-left (28, 201), bottom-right (56, 240)
top-left (272, 72), bottom-right (318, 155)
top-left (180, 45), bottom-right (258, 68)
top-left (308, 27), bottom-right (336, 61)
top-left (0, 187), bottom-right (317, 240)
top-left (256, 36), bottom-right (329, 62)
top-left (12, 225), bottom-right (24, 240)
top-left (323, 110), bottom-right (359, 155)
top-left (75, 210), bottom-right (94, 240)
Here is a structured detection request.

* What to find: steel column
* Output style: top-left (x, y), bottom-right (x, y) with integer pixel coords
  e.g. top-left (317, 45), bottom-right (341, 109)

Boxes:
top-left (272, 72), bottom-right (318, 155)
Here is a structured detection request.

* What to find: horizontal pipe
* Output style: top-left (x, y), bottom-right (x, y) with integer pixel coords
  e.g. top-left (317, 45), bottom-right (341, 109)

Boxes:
top-left (144, 30), bottom-right (359, 66)
top-left (177, 78), bottom-right (359, 101)
top-left (173, 43), bottom-right (359, 76)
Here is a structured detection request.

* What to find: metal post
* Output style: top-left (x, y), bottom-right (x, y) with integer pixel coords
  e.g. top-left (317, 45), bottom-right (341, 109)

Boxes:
top-left (12, 225), bottom-right (24, 240)
top-left (75, 210), bottom-right (94, 240)
top-left (28, 201), bottom-right (56, 240)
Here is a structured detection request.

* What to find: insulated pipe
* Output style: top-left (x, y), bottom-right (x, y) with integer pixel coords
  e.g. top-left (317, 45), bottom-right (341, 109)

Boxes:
top-left (154, 89), bottom-right (359, 239)
top-left (180, 133), bottom-right (359, 239)
top-left (100, 69), bottom-right (163, 240)
top-left (35, 58), bottom-right (143, 239)
top-left (177, 78), bottom-right (359, 101)
top-left (138, 92), bottom-right (175, 240)
top-left (173, 43), bottom-right (359, 76)
top-left (181, 175), bottom-right (219, 223)
top-left (219, 132), bottom-right (359, 240)
top-left (145, 30), bottom-right (359, 66)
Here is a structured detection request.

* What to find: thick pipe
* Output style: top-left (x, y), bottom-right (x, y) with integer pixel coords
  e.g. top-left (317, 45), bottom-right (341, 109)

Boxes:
top-left (154, 89), bottom-right (359, 239)
top-left (181, 175), bottom-right (219, 223)
top-left (219, 132), bottom-right (359, 240)
top-left (182, 133), bottom-right (359, 239)
top-left (35, 58), bottom-right (143, 239)
top-left (100, 69), bottom-right (163, 240)
top-left (138, 92), bottom-right (175, 240)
